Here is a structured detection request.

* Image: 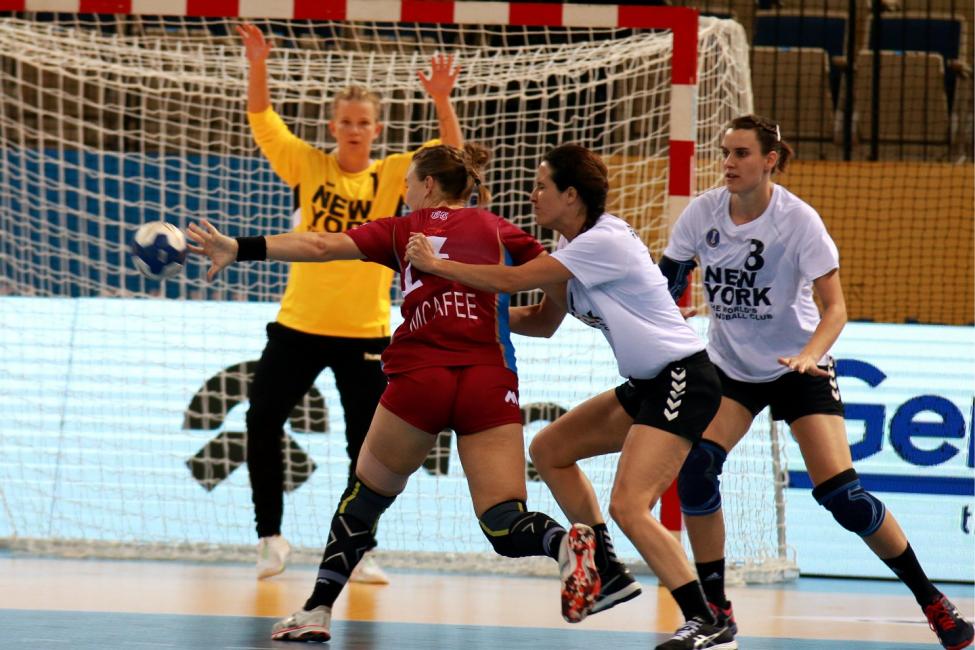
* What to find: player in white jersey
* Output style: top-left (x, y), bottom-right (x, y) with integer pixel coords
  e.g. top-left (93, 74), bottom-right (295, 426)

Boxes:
top-left (661, 114), bottom-right (973, 650)
top-left (408, 144), bottom-right (736, 650)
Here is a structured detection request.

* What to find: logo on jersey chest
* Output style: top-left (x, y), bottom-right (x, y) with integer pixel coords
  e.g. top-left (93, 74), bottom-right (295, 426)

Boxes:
top-left (308, 184), bottom-right (373, 233)
top-left (705, 228), bottom-right (720, 248)
top-left (703, 238), bottom-right (774, 321)
top-left (568, 292), bottom-right (607, 331)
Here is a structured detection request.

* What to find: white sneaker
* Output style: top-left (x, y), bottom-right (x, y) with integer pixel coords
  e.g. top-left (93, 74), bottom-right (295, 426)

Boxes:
top-left (558, 523), bottom-right (601, 623)
top-left (256, 535), bottom-right (291, 580)
top-left (348, 551), bottom-right (390, 585)
top-left (271, 605), bottom-right (331, 642)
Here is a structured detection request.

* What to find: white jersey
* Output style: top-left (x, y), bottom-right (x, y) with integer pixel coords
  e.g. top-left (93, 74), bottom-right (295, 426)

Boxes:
top-left (551, 213), bottom-right (705, 379)
top-left (664, 184), bottom-right (839, 382)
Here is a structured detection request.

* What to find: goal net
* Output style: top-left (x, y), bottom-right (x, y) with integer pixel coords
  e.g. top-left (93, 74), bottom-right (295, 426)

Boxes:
top-left (0, 6), bottom-right (795, 583)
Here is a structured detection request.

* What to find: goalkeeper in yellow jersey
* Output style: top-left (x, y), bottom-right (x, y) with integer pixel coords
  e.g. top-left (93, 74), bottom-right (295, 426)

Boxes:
top-left (235, 22), bottom-right (462, 583)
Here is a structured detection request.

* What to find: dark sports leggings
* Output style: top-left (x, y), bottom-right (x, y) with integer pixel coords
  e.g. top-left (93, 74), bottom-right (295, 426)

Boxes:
top-left (247, 322), bottom-right (388, 538)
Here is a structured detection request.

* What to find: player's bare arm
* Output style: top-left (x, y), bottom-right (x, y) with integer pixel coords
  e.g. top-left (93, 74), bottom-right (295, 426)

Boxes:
top-left (406, 232), bottom-right (573, 293)
top-left (236, 23), bottom-right (272, 113)
top-left (187, 219), bottom-right (364, 281)
top-left (418, 53), bottom-right (463, 148)
top-left (778, 268), bottom-right (847, 376)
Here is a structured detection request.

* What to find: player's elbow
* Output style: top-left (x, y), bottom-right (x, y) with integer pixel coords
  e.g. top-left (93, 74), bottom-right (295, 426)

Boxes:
top-left (309, 233), bottom-right (335, 261)
top-left (534, 308), bottom-right (564, 338)
top-left (822, 297), bottom-right (847, 328)
top-left (538, 324), bottom-right (559, 338)
top-left (833, 302), bottom-right (848, 327)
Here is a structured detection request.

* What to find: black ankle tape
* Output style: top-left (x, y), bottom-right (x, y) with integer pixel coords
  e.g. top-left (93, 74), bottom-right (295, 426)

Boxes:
top-left (235, 236), bottom-right (267, 261)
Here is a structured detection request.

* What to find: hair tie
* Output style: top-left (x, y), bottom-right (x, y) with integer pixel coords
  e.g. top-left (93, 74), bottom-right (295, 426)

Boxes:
top-left (775, 124), bottom-right (781, 142)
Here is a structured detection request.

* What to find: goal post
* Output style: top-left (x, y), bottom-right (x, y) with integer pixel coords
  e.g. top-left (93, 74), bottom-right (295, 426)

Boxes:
top-left (0, 1), bottom-right (795, 583)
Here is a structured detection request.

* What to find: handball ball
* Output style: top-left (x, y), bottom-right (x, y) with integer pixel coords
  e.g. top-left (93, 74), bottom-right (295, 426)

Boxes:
top-left (130, 221), bottom-right (187, 280)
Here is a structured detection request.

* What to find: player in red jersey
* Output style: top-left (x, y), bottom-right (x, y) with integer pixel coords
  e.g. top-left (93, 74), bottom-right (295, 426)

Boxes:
top-left (187, 143), bottom-right (601, 643)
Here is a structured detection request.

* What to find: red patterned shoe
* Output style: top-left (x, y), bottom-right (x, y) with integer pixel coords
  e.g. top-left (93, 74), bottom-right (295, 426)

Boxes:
top-left (558, 523), bottom-right (601, 623)
top-left (924, 595), bottom-right (974, 650)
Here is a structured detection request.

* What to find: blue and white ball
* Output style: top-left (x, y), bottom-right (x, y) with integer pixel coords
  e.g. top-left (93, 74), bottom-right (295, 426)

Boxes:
top-left (130, 221), bottom-right (187, 280)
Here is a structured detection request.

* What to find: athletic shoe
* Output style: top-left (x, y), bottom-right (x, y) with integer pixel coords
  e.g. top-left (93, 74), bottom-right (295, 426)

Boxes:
top-left (270, 605), bottom-right (331, 642)
top-left (924, 594), bottom-right (974, 649)
top-left (655, 615), bottom-right (738, 649)
top-left (349, 551), bottom-right (390, 585)
top-left (708, 600), bottom-right (738, 637)
top-left (589, 561), bottom-right (642, 615)
top-left (256, 534), bottom-right (291, 580)
top-left (557, 523), bottom-right (601, 623)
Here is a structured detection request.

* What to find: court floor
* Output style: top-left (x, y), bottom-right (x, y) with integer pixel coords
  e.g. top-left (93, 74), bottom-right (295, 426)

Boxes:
top-left (0, 553), bottom-right (971, 649)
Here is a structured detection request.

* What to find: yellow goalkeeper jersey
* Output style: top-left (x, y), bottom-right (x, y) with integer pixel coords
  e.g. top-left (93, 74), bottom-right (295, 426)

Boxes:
top-left (248, 107), bottom-right (436, 338)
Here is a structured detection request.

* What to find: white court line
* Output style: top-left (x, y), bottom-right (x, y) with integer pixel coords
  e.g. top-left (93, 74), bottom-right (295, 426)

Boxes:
top-left (774, 615), bottom-right (928, 626)
top-left (17, 640), bottom-right (70, 645)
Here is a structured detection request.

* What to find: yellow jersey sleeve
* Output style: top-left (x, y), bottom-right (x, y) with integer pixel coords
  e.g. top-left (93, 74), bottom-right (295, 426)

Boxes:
top-left (247, 107), bottom-right (320, 188)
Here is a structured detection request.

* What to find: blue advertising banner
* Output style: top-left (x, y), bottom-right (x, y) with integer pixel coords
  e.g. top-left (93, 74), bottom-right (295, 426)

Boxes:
top-left (783, 323), bottom-right (974, 580)
top-left (0, 296), bottom-right (971, 581)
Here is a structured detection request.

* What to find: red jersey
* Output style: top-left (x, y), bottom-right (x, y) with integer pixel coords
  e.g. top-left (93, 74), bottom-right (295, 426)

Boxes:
top-left (346, 207), bottom-right (544, 375)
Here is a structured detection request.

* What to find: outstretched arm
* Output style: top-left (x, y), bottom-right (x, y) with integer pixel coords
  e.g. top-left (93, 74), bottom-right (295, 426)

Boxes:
top-left (417, 54), bottom-right (462, 148)
top-left (187, 219), bottom-right (364, 281)
top-left (406, 232), bottom-right (572, 293)
top-left (778, 268), bottom-right (847, 376)
top-left (237, 23), bottom-right (272, 113)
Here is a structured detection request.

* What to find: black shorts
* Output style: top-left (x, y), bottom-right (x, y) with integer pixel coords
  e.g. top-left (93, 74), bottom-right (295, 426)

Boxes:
top-left (715, 358), bottom-right (845, 424)
top-left (614, 350), bottom-right (721, 443)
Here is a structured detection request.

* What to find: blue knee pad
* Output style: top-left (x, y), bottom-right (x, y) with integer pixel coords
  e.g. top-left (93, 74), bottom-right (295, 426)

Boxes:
top-left (677, 440), bottom-right (728, 516)
top-left (812, 469), bottom-right (886, 537)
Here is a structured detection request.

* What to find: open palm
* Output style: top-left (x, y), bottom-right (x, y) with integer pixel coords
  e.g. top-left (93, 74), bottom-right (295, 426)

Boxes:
top-left (186, 219), bottom-right (237, 281)
top-left (236, 23), bottom-right (272, 64)
top-left (417, 53), bottom-right (459, 101)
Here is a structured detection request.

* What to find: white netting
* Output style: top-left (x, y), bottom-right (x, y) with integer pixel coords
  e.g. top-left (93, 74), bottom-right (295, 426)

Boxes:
top-left (0, 13), bottom-right (794, 582)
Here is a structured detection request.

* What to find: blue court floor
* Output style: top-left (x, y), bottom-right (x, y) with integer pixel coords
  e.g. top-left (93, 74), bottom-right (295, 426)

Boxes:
top-left (0, 609), bottom-right (955, 650)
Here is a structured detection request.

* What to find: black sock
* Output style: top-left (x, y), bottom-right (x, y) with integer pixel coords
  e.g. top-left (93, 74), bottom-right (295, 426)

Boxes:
top-left (696, 558), bottom-right (728, 607)
top-left (671, 580), bottom-right (715, 623)
top-left (592, 523), bottom-right (619, 572)
top-left (882, 544), bottom-right (941, 606)
top-left (304, 512), bottom-right (376, 610)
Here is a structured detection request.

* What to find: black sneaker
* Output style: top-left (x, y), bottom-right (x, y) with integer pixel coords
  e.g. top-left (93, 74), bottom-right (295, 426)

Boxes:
top-left (655, 616), bottom-right (737, 649)
top-left (589, 561), bottom-right (642, 615)
top-left (924, 595), bottom-right (974, 649)
top-left (708, 600), bottom-right (738, 637)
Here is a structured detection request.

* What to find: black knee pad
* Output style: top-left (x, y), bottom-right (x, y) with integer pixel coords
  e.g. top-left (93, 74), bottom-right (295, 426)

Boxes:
top-left (478, 500), bottom-right (564, 558)
top-left (677, 440), bottom-right (728, 516)
top-left (812, 468), bottom-right (887, 537)
top-left (338, 479), bottom-right (397, 533)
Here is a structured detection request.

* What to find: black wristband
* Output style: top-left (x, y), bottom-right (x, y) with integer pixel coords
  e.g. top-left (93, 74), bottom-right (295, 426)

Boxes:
top-left (235, 236), bottom-right (267, 262)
